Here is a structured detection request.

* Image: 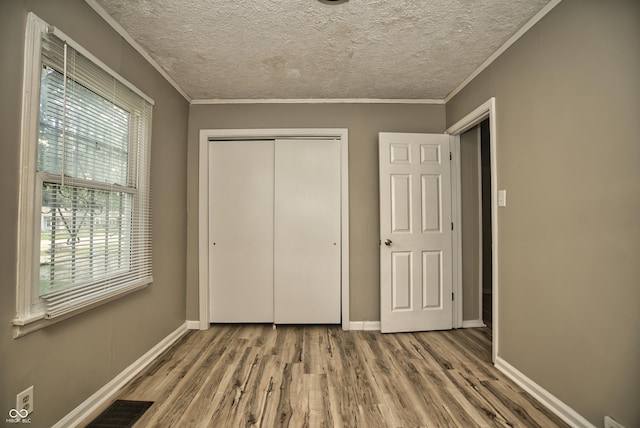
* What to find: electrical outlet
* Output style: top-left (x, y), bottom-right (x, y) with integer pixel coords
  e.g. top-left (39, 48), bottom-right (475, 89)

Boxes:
top-left (16, 386), bottom-right (34, 415)
top-left (605, 416), bottom-right (625, 428)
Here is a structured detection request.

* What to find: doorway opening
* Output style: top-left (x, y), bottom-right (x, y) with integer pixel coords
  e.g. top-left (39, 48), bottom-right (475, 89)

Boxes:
top-left (479, 120), bottom-right (492, 330)
top-left (448, 97), bottom-right (498, 363)
top-left (459, 120), bottom-right (493, 331)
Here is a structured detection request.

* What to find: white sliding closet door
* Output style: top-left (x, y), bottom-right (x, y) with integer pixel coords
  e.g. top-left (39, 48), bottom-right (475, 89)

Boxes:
top-left (208, 140), bottom-right (274, 322)
top-left (274, 139), bottom-right (342, 324)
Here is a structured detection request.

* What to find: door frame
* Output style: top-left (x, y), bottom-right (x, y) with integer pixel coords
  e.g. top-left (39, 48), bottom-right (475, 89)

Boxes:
top-left (447, 98), bottom-right (498, 363)
top-left (197, 128), bottom-right (350, 330)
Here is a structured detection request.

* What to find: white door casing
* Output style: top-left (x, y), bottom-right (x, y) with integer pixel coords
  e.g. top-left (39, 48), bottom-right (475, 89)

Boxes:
top-left (446, 97), bottom-right (498, 362)
top-left (274, 139), bottom-right (342, 324)
top-left (198, 128), bottom-right (350, 331)
top-left (379, 133), bottom-right (453, 333)
top-left (208, 141), bottom-right (275, 322)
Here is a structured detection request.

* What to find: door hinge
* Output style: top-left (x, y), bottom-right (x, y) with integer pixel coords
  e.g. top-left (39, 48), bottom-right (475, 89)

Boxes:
top-left (451, 222), bottom-right (454, 231)
top-left (449, 152), bottom-right (452, 161)
top-left (452, 292), bottom-right (455, 301)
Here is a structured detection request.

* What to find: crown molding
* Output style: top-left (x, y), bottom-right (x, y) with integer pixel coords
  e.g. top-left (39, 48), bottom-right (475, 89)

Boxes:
top-left (85, 0), bottom-right (191, 102)
top-left (445, 0), bottom-right (563, 103)
top-left (190, 98), bottom-right (445, 105)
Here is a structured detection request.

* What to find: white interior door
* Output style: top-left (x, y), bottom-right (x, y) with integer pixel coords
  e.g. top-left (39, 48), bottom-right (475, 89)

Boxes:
top-left (209, 140), bottom-right (274, 322)
top-left (379, 133), bottom-right (453, 333)
top-left (274, 139), bottom-right (342, 324)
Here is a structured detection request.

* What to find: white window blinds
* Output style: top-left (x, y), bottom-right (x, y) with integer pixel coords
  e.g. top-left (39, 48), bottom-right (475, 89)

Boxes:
top-left (29, 27), bottom-right (153, 320)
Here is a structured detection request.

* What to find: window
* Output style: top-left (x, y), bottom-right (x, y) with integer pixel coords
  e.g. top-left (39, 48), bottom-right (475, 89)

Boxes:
top-left (14, 14), bottom-right (153, 334)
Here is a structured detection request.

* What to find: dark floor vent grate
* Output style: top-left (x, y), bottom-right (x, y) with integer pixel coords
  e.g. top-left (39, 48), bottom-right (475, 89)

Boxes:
top-left (86, 399), bottom-right (153, 427)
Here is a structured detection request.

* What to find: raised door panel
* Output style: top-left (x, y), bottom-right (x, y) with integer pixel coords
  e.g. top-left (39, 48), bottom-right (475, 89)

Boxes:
top-left (391, 174), bottom-right (412, 233)
top-left (209, 140), bottom-right (274, 322)
top-left (422, 250), bottom-right (442, 309)
top-left (274, 139), bottom-right (341, 324)
top-left (392, 251), bottom-right (413, 311)
top-left (421, 175), bottom-right (441, 232)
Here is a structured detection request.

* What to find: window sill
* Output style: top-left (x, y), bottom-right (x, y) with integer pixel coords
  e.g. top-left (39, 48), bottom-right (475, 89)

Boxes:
top-left (12, 283), bottom-right (149, 338)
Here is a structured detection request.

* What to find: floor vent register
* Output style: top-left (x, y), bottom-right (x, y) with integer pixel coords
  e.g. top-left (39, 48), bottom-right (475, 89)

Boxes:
top-left (86, 399), bottom-right (153, 428)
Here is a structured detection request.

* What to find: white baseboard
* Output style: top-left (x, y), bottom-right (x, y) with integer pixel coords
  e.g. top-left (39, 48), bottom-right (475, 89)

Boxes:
top-left (54, 322), bottom-right (189, 428)
top-left (495, 357), bottom-right (596, 428)
top-left (349, 321), bottom-right (381, 331)
top-left (186, 320), bottom-right (202, 330)
top-left (461, 319), bottom-right (486, 328)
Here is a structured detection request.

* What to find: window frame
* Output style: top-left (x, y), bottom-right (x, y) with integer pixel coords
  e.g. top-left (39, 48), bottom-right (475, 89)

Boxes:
top-left (14, 13), bottom-right (154, 337)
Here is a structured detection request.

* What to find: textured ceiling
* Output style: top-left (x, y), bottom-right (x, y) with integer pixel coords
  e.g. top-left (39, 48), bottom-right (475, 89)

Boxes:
top-left (93, 0), bottom-right (551, 100)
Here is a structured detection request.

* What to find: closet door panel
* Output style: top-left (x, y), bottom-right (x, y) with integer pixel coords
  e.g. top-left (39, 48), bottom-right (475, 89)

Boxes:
top-left (274, 139), bottom-right (341, 324)
top-left (209, 140), bottom-right (274, 322)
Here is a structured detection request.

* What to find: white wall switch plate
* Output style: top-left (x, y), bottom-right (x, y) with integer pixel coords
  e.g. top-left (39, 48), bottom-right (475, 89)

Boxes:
top-left (498, 189), bottom-right (507, 207)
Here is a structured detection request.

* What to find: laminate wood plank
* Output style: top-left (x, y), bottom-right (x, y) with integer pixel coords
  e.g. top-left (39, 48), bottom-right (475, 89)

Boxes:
top-left (92, 326), bottom-right (237, 425)
top-left (392, 332), bottom-right (453, 372)
top-left (198, 351), bottom-right (265, 428)
top-left (79, 325), bottom-right (570, 428)
top-left (255, 357), bottom-right (284, 428)
top-left (411, 330), bottom-right (496, 383)
top-left (306, 374), bottom-right (334, 428)
top-left (234, 354), bottom-right (276, 427)
top-left (407, 331), bottom-right (514, 427)
top-left (438, 330), bottom-right (497, 380)
top-left (331, 330), bottom-right (383, 405)
top-left (356, 404), bottom-right (394, 428)
top-left (454, 327), bottom-right (494, 366)
top-left (381, 333), bottom-right (486, 427)
top-left (391, 368), bottom-right (456, 426)
top-left (118, 330), bottom-right (206, 399)
top-left (285, 364), bottom-right (309, 428)
top-left (271, 326), bottom-right (304, 363)
top-left (201, 346), bottom-right (259, 426)
top-left (480, 377), bottom-right (569, 428)
top-left (358, 333), bottom-right (434, 426)
top-left (120, 330), bottom-right (234, 426)
top-left (324, 329), bottom-right (385, 427)
top-left (475, 379), bottom-right (546, 428)
top-left (302, 327), bottom-right (330, 375)
top-left (273, 362), bottom-right (295, 427)
top-left (145, 337), bottom-right (251, 426)
top-left (177, 349), bottom-right (256, 427)
top-left (438, 369), bottom-right (513, 427)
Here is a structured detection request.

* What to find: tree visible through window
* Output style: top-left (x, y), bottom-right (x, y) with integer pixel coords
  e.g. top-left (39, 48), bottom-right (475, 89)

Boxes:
top-left (38, 67), bottom-right (134, 296)
top-left (39, 184), bottom-right (133, 295)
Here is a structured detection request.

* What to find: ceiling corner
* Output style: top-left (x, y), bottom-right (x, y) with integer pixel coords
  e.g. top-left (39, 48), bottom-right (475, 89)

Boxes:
top-left (84, 0), bottom-right (192, 102)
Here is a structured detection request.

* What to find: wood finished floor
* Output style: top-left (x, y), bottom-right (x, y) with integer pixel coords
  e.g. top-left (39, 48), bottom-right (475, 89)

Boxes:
top-left (82, 325), bottom-right (568, 427)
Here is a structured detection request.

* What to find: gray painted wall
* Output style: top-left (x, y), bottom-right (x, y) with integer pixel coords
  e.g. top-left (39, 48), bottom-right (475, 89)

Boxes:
top-left (0, 1), bottom-right (189, 427)
top-left (186, 103), bottom-right (446, 322)
top-left (447, 0), bottom-right (640, 426)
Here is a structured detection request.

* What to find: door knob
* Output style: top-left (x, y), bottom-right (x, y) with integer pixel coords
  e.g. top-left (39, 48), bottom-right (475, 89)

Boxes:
top-left (384, 239), bottom-right (392, 246)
